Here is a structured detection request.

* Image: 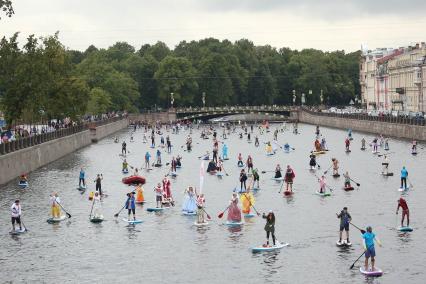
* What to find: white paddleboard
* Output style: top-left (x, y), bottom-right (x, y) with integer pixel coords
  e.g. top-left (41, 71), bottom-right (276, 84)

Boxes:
top-left (251, 242), bottom-right (289, 253)
top-left (9, 228), bottom-right (26, 235)
top-left (336, 240), bottom-right (352, 246)
top-left (122, 218), bottom-right (143, 224)
top-left (47, 215), bottom-right (66, 223)
top-left (194, 221), bottom-right (209, 227)
top-left (359, 267), bottom-right (383, 277)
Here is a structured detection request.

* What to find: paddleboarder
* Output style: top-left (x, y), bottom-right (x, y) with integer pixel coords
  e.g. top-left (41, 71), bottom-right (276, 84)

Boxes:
top-left (79, 168), bottom-right (86, 187)
top-left (309, 153), bottom-right (317, 169)
top-left (362, 226), bottom-right (382, 273)
top-left (345, 138), bottom-right (350, 151)
top-left (252, 168), bottom-right (260, 188)
top-left (343, 172), bottom-right (351, 188)
top-left (240, 187), bottom-right (255, 215)
top-left (145, 152), bottom-right (151, 169)
top-left (332, 158), bottom-right (339, 176)
top-left (262, 211), bottom-right (276, 247)
top-left (396, 197), bottom-right (410, 227)
top-left (196, 193), bottom-right (206, 224)
top-left (94, 174), bottom-right (103, 196)
top-left (125, 192), bottom-right (136, 221)
top-left (154, 183), bottom-right (163, 208)
top-left (336, 207), bottom-right (351, 244)
top-left (274, 164), bottom-right (282, 179)
top-left (237, 153), bottom-right (244, 167)
top-left (284, 165), bottom-right (295, 193)
top-left (227, 193), bottom-right (242, 223)
top-left (411, 139), bottom-right (417, 153)
top-left (318, 175), bottom-right (327, 194)
top-left (239, 169), bottom-right (248, 191)
top-left (11, 200), bottom-right (22, 232)
top-left (50, 193), bottom-right (62, 218)
top-left (122, 159), bottom-right (129, 172)
top-left (121, 141), bottom-right (127, 155)
top-left (361, 137), bottom-right (366, 150)
top-left (382, 155), bottom-right (389, 175)
top-left (400, 166), bottom-right (408, 190)
top-left (247, 155), bottom-right (254, 174)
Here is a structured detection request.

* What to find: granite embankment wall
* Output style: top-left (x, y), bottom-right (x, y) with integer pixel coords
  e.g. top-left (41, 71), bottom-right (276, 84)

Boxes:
top-left (0, 119), bottom-right (128, 185)
top-left (298, 110), bottom-right (426, 141)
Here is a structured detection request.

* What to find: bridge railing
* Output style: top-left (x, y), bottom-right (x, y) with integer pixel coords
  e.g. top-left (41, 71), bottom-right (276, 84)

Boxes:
top-left (0, 116), bottom-right (126, 156)
top-left (175, 105), bottom-right (295, 113)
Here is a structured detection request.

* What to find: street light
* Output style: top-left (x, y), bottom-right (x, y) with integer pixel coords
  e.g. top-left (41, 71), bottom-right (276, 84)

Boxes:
top-left (301, 93), bottom-right (306, 105)
top-left (170, 92), bottom-right (174, 108)
top-left (202, 92), bottom-right (206, 108)
top-left (292, 90), bottom-right (296, 105)
top-left (320, 90), bottom-right (324, 104)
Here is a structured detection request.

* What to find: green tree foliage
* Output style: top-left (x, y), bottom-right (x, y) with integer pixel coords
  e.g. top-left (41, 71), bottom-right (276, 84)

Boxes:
top-left (1, 33), bottom-right (361, 123)
top-left (0, 0), bottom-right (14, 19)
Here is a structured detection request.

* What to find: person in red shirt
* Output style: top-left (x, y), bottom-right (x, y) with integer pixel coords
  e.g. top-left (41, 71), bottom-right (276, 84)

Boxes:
top-left (396, 197), bottom-right (409, 227)
top-left (345, 138), bottom-right (350, 151)
top-left (284, 165), bottom-right (296, 193)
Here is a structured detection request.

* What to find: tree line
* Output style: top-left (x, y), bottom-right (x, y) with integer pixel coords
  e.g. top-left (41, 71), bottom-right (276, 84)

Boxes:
top-left (0, 33), bottom-right (360, 125)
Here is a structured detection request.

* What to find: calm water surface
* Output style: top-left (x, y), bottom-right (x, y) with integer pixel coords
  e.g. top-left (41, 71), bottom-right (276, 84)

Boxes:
top-left (0, 123), bottom-right (425, 284)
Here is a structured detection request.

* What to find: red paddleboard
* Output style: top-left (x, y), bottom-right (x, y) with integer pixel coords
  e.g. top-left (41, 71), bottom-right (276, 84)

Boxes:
top-left (344, 186), bottom-right (354, 191)
top-left (284, 191), bottom-right (293, 197)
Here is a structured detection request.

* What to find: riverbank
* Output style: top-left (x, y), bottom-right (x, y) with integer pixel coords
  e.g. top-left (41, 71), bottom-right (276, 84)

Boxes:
top-left (298, 108), bottom-right (426, 141)
top-left (0, 119), bottom-right (128, 185)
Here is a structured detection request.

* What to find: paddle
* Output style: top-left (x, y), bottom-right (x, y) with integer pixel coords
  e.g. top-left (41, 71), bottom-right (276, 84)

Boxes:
top-left (378, 152), bottom-right (395, 157)
top-left (57, 202), bottom-right (72, 218)
top-left (261, 170), bottom-right (275, 174)
top-left (21, 220), bottom-right (28, 232)
top-left (349, 177), bottom-right (361, 187)
top-left (350, 250), bottom-right (366, 269)
top-left (323, 165), bottom-right (332, 175)
top-left (222, 165), bottom-right (230, 176)
top-left (89, 198), bottom-right (95, 220)
top-left (278, 181), bottom-right (285, 193)
top-left (407, 177), bottom-right (414, 188)
top-left (218, 205), bottom-right (231, 218)
top-left (197, 152), bottom-right (210, 159)
top-left (114, 205), bottom-right (126, 217)
top-left (350, 222), bottom-right (366, 234)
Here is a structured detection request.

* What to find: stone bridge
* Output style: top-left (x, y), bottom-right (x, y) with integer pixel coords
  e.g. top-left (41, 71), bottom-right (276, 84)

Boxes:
top-left (175, 105), bottom-right (298, 121)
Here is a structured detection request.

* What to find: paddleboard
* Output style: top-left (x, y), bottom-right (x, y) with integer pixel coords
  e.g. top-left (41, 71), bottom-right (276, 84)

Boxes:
top-left (169, 172), bottom-right (178, 177)
top-left (360, 147), bottom-right (366, 151)
top-left (225, 220), bottom-right (244, 227)
top-left (313, 151), bottom-right (326, 155)
top-left (222, 158), bottom-right (229, 161)
top-left (345, 150), bottom-right (351, 153)
top-left (9, 228), bottom-right (26, 235)
top-left (271, 177), bottom-right (284, 181)
top-left (244, 213), bottom-right (256, 218)
top-left (237, 163), bottom-right (246, 168)
top-left (398, 187), bottom-right (409, 192)
top-left (122, 218), bottom-right (143, 224)
top-left (146, 207), bottom-right (165, 212)
top-left (78, 184), bottom-right (87, 190)
top-left (194, 221), bottom-right (209, 227)
top-left (18, 181), bottom-right (28, 188)
top-left (47, 215), bottom-right (66, 223)
top-left (150, 145), bottom-right (155, 148)
top-left (336, 240), bottom-right (352, 246)
top-left (381, 172), bottom-right (393, 176)
top-left (266, 153), bottom-right (275, 156)
top-left (315, 191), bottom-right (331, 197)
top-left (154, 163), bottom-right (162, 167)
top-left (90, 216), bottom-right (104, 223)
top-left (135, 200), bottom-right (145, 204)
top-left (216, 172), bottom-right (224, 177)
top-left (343, 186), bottom-right (354, 191)
top-left (182, 211), bottom-right (197, 216)
top-left (252, 187), bottom-right (260, 191)
top-left (412, 152), bottom-right (417, 155)
top-left (251, 242), bottom-right (289, 253)
top-left (397, 226), bottom-right (413, 232)
top-left (284, 191), bottom-right (294, 197)
top-left (176, 165), bottom-right (182, 169)
top-left (122, 169), bottom-right (129, 174)
top-left (359, 267), bottom-right (383, 277)
top-left (332, 174), bottom-right (341, 178)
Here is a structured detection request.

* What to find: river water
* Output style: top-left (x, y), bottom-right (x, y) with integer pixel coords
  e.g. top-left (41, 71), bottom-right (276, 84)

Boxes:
top-left (0, 123), bottom-right (424, 284)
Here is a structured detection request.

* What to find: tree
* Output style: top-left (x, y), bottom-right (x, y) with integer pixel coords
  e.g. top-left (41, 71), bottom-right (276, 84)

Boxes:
top-left (154, 56), bottom-right (198, 107)
top-left (0, 0), bottom-right (14, 19)
top-left (87, 87), bottom-right (112, 115)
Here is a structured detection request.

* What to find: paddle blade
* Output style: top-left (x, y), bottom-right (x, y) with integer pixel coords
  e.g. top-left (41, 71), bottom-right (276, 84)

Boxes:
top-left (349, 263), bottom-right (355, 270)
top-left (206, 214), bottom-right (212, 220)
top-left (218, 212), bottom-right (224, 218)
top-left (66, 212), bottom-right (72, 218)
top-left (361, 229), bottom-right (366, 234)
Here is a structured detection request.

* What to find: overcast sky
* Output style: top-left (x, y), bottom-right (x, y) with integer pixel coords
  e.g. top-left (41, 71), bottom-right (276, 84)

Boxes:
top-left (1, 0), bottom-right (425, 52)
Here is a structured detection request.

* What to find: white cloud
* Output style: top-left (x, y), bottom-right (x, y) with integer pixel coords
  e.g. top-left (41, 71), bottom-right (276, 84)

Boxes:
top-left (0, 0), bottom-right (424, 52)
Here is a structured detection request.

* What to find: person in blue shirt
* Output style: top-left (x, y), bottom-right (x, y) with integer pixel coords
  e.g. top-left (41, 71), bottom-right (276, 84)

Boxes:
top-left (222, 144), bottom-right (228, 160)
top-left (362, 226), bottom-right (382, 272)
top-left (145, 152), bottom-right (151, 169)
top-left (156, 149), bottom-right (162, 165)
top-left (125, 192), bottom-right (136, 221)
top-left (284, 143), bottom-right (290, 152)
top-left (79, 168), bottom-right (85, 187)
top-left (400, 166), bottom-right (408, 189)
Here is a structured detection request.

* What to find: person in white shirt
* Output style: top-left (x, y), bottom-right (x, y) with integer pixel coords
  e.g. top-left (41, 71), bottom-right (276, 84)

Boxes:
top-left (11, 200), bottom-right (22, 231)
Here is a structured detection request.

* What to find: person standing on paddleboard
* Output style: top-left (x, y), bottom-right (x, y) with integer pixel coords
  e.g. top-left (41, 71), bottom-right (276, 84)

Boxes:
top-left (122, 160), bottom-right (129, 172)
top-left (262, 211), bottom-right (276, 247)
top-left (362, 226), bottom-right (382, 272)
top-left (171, 157), bottom-right (177, 173)
top-left (240, 187), bottom-right (255, 215)
top-left (309, 153), bottom-right (317, 169)
top-left (318, 175), bottom-right (327, 194)
top-left (145, 152), bottom-right (151, 169)
top-left (154, 183), bottom-right (163, 208)
top-left (396, 198), bottom-right (410, 227)
top-left (247, 155), bottom-right (254, 174)
top-left (11, 200), bottom-right (22, 232)
top-left (382, 155), bottom-right (389, 175)
top-left (252, 168), bottom-right (260, 188)
top-left (400, 166), bottom-right (408, 190)
top-left (156, 149), bottom-right (162, 165)
top-left (255, 136), bottom-right (259, 147)
top-left (343, 172), bottom-right (351, 188)
top-left (125, 192), bottom-right (136, 221)
top-left (50, 193), bottom-right (61, 218)
top-left (412, 139), bottom-right (417, 153)
top-left (336, 207), bottom-right (351, 244)
top-left (166, 136), bottom-right (172, 153)
top-left (237, 153), bottom-right (244, 167)
top-left (284, 165), bottom-right (295, 193)
top-left (121, 141), bottom-right (127, 155)
top-left (345, 138), bottom-right (350, 151)
top-left (239, 169), bottom-right (248, 191)
top-left (361, 137), bottom-right (366, 150)
top-left (274, 164), bottom-right (282, 179)
top-left (332, 158), bottom-right (339, 176)
top-left (94, 174), bottom-right (103, 196)
top-left (196, 194), bottom-right (206, 224)
top-left (227, 193), bottom-right (242, 223)
top-left (79, 168), bottom-right (86, 187)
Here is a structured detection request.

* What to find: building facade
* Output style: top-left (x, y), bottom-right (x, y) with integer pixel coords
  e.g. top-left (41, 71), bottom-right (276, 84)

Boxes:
top-left (361, 43), bottom-right (426, 112)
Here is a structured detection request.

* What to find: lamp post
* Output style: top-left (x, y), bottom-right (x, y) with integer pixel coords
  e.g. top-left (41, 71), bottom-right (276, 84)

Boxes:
top-left (170, 92), bottom-right (174, 109)
top-left (292, 90), bottom-right (296, 105)
top-left (320, 90), bottom-right (324, 105)
top-left (202, 92), bottom-right (206, 109)
top-left (301, 93), bottom-right (306, 106)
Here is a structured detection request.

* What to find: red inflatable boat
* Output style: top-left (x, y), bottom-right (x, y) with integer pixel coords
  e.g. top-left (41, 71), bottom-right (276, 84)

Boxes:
top-left (122, 175), bottom-right (146, 185)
